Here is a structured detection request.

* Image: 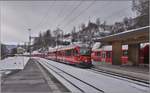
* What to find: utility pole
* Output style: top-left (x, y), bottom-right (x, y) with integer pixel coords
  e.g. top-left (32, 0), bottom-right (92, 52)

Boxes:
top-left (28, 28), bottom-right (31, 58)
top-left (55, 28), bottom-right (58, 61)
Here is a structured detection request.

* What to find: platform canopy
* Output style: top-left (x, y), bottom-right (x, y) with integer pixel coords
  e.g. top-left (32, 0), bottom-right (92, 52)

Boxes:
top-left (94, 26), bottom-right (149, 45)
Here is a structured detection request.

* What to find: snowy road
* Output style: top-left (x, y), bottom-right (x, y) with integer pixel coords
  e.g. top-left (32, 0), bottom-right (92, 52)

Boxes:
top-left (36, 58), bottom-right (149, 93)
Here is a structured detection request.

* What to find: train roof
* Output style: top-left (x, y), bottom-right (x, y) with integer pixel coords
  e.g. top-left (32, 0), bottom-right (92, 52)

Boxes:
top-left (32, 51), bottom-right (42, 54)
top-left (92, 45), bottom-right (128, 51)
top-left (140, 43), bottom-right (149, 48)
top-left (48, 44), bottom-right (90, 52)
top-left (57, 44), bottom-right (89, 51)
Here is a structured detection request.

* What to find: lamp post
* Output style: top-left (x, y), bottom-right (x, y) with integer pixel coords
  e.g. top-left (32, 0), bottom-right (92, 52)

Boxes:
top-left (28, 28), bottom-right (31, 58)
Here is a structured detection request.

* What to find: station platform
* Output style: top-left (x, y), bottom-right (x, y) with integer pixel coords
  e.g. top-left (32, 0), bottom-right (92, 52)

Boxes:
top-left (92, 62), bottom-right (149, 81)
top-left (1, 59), bottom-right (69, 93)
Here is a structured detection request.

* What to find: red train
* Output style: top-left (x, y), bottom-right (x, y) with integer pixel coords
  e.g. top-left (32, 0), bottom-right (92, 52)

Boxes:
top-left (45, 44), bottom-right (92, 67)
top-left (91, 44), bottom-right (149, 64)
top-left (32, 43), bottom-right (149, 66)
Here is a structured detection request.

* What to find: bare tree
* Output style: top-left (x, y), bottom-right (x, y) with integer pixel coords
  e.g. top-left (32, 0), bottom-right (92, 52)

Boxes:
top-left (71, 26), bottom-right (77, 43)
top-left (96, 18), bottom-right (101, 26)
top-left (53, 28), bottom-right (63, 46)
top-left (132, 0), bottom-right (149, 27)
top-left (81, 23), bottom-right (86, 30)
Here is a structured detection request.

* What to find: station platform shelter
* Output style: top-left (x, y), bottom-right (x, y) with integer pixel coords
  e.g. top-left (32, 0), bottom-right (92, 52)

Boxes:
top-left (94, 26), bottom-right (149, 65)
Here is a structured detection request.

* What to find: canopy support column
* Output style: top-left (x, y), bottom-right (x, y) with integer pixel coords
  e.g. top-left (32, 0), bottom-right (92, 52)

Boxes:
top-left (112, 42), bottom-right (122, 65)
top-left (128, 44), bottom-right (140, 65)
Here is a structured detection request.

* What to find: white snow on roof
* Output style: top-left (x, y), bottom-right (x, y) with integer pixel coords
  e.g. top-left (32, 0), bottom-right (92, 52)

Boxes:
top-left (140, 43), bottom-right (149, 48)
top-left (102, 45), bottom-right (112, 51)
top-left (95, 26), bottom-right (150, 40)
top-left (23, 52), bottom-right (30, 55)
top-left (32, 50), bottom-right (40, 54)
top-left (48, 43), bottom-right (89, 52)
top-left (92, 45), bottom-right (128, 51)
top-left (122, 45), bottom-right (128, 50)
top-left (92, 42), bottom-right (101, 50)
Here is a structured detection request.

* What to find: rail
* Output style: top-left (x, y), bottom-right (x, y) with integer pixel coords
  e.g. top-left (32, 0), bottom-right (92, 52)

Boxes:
top-left (89, 67), bottom-right (149, 87)
top-left (38, 59), bottom-right (104, 93)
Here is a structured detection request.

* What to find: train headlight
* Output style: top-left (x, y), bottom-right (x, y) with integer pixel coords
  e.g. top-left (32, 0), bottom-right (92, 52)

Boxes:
top-left (85, 60), bottom-right (88, 62)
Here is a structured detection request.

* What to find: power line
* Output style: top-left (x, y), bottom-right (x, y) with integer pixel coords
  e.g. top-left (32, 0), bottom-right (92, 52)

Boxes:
top-left (63, 3), bottom-right (130, 32)
top-left (51, 3), bottom-right (67, 29)
top-left (61, 0), bottom-right (97, 29)
top-left (33, 1), bottom-right (56, 30)
top-left (57, 1), bottom-right (83, 27)
top-left (104, 7), bottom-right (130, 21)
top-left (62, 1), bottom-right (97, 29)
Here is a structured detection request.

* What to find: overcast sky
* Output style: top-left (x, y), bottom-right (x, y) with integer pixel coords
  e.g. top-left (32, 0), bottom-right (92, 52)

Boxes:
top-left (0, 0), bottom-right (136, 45)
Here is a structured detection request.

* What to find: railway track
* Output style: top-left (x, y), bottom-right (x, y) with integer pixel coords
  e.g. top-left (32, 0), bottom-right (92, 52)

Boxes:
top-left (38, 59), bottom-right (104, 93)
top-left (35, 58), bottom-right (149, 93)
top-left (89, 67), bottom-right (149, 87)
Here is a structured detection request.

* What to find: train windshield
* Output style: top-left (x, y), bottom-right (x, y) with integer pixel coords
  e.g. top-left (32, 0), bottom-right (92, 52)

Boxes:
top-left (80, 48), bottom-right (91, 56)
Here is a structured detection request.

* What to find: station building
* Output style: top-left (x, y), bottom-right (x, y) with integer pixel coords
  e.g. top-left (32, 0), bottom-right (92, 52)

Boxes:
top-left (94, 26), bottom-right (149, 65)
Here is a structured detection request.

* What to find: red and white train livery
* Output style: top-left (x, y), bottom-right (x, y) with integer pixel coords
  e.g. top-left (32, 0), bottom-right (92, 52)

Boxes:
top-left (91, 44), bottom-right (149, 64)
top-left (45, 44), bottom-right (92, 67)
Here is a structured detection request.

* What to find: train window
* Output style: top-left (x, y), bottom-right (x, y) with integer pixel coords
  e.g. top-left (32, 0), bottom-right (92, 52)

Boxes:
top-left (60, 51), bottom-right (62, 56)
top-left (73, 49), bottom-right (78, 56)
top-left (71, 49), bottom-right (75, 56)
top-left (80, 48), bottom-right (91, 56)
top-left (123, 50), bottom-right (128, 56)
top-left (57, 51), bottom-right (60, 56)
top-left (102, 53), bottom-right (105, 58)
top-left (97, 52), bottom-right (101, 56)
top-left (107, 52), bottom-right (111, 58)
top-left (65, 50), bottom-right (72, 56)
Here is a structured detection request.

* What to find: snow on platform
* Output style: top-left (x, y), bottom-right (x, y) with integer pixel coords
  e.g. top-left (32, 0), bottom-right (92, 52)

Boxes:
top-left (0, 56), bottom-right (29, 71)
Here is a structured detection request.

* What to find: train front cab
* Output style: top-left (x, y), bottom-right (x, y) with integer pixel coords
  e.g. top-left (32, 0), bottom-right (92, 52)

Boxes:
top-left (58, 46), bottom-right (92, 67)
top-left (77, 47), bottom-right (92, 67)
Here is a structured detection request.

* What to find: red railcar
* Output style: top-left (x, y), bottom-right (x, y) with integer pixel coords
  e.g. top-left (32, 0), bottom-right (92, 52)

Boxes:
top-left (91, 44), bottom-right (149, 64)
top-left (46, 45), bottom-right (92, 67)
top-left (31, 50), bottom-right (46, 58)
top-left (91, 46), bottom-right (114, 63)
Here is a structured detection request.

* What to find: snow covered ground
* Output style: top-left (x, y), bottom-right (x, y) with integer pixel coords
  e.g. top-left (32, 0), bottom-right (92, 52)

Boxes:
top-left (0, 56), bottom-right (30, 75)
top-left (37, 58), bottom-right (149, 93)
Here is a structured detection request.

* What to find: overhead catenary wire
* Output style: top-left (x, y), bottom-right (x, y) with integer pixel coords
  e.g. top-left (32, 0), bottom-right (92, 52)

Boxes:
top-left (63, 3), bottom-right (131, 32)
top-left (51, 1), bottom-right (78, 29)
top-left (104, 7), bottom-right (130, 21)
top-left (53, 5), bottom-right (66, 27)
top-left (33, 1), bottom-right (56, 31)
top-left (61, 0), bottom-right (97, 29)
top-left (33, 1), bottom-right (133, 34)
top-left (57, 1), bottom-right (83, 27)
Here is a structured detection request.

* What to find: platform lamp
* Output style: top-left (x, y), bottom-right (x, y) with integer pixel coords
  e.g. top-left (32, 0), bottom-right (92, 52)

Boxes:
top-left (28, 28), bottom-right (31, 58)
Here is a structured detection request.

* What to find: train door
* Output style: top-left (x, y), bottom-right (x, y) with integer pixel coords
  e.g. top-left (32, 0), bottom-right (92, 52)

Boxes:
top-left (101, 51), bottom-right (106, 62)
top-left (143, 45), bottom-right (149, 64)
top-left (97, 51), bottom-right (101, 62)
top-left (62, 50), bottom-right (65, 62)
top-left (106, 51), bottom-right (112, 63)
